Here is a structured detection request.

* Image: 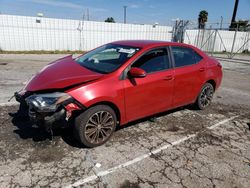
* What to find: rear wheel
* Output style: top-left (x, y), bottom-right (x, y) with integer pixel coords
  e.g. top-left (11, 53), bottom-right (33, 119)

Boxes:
top-left (74, 105), bottom-right (117, 147)
top-left (195, 83), bottom-right (214, 110)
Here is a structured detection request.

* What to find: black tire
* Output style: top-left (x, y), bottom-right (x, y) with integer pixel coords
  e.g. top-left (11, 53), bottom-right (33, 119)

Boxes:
top-left (195, 83), bottom-right (214, 110)
top-left (74, 105), bottom-right (117, 148)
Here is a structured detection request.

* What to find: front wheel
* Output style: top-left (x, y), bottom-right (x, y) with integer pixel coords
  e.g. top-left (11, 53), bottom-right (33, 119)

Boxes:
top-left (74, 105), bottom-right (117, 147)
top-left (195, 83), bottom-right (214, 110)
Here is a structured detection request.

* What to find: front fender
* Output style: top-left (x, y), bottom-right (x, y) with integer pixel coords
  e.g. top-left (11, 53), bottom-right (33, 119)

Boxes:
top-left (66, 77), bottom-right (126, 124)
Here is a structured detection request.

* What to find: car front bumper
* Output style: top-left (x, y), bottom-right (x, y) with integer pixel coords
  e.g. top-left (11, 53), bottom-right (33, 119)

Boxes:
top-left (15, 91), bottom-right (83, 131)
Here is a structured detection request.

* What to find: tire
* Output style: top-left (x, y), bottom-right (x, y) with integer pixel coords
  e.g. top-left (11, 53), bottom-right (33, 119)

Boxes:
top-left (74, 105), bottom-right (117, 148)
top-left (195, 83), bottom-right (214, 110)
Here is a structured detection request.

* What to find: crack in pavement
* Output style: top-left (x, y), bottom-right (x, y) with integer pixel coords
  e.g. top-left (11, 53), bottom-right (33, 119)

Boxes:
top-left (64, 116), bottom-right (239, 188)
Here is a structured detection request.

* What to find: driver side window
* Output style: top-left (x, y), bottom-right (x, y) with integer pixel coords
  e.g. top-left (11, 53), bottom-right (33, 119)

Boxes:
top-left (132, 48), bottom-right (169, 74)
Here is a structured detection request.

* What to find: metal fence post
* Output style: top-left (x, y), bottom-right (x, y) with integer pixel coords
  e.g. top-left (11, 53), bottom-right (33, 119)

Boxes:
top-left (230, 35), bottom-right (250, 58)
top-left (211, 29), bottom-right (218, 56)
top-left (230, 25), bottom-right (238, 58)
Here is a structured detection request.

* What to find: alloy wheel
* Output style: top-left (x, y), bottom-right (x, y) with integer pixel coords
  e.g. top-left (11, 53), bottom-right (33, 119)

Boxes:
top-left (199, 84), bottom-right (214, 108)
top-left (84, 111), bottom-right (115, 144)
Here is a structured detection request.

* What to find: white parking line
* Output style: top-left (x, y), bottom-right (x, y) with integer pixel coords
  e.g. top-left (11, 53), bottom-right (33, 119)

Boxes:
top-left (208, 116), bottom-right (239, 129)
top-left (64, 115), bottom-right (239, 188)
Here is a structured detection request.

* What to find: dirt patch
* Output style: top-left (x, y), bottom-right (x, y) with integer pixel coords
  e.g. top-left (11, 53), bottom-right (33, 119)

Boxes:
top-left (0, 105), bottom-right (18, 127)
top-left (28, 143), bottom-right (65, 163)
top-left (120, 180), bottom-right (141, 188)
top-left (157, 112), bottom-right (208, 135)
top-left (165, 124), bottom-right (180, 132)
top-left (195, 128), bottom-right (231, 147)
top-left (108, 103), bottom-right (249, 148)
top-left (197, 129), bottom-right (223, 142)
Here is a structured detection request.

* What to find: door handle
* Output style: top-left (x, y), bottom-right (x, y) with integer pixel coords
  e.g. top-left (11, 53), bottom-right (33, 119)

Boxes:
top-left (164, 75), bottom-right (173, 81)
top-left (199, 67), bottom-right (205, 72)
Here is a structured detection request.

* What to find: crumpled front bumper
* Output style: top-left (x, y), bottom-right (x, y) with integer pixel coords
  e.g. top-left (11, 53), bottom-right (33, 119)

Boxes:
top-left (14, 91), bottom-right (83, 131)
top-left (27, 102), bottom-right (66, 130)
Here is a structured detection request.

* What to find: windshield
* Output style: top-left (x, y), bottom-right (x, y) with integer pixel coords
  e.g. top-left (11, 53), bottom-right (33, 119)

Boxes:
top-left (75, 44), bottom-right (140, 74)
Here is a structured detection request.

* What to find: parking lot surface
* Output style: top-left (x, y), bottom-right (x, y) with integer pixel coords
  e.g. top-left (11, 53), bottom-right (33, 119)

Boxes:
top-left (0, 54), bottom-right (250, 188)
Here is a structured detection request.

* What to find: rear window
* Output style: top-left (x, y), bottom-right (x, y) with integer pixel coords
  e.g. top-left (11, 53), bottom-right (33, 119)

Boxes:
top-left (172, 46), bottom-right (203, 68)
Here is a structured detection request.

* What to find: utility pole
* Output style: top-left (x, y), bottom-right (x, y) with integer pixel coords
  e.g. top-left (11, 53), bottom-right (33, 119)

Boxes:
top-left (230, 0), bottom-right (239, 28)
top-left (87, 8), bottom-right (89, 21)
top-left (123, 6), bottom-right (127, 24)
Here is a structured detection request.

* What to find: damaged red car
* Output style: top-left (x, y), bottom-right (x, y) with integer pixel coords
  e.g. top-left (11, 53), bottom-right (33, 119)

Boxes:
top-left (14, 40), bottom-right (222, 147)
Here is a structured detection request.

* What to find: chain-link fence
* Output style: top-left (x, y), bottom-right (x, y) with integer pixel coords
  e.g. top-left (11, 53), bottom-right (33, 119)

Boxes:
top-left (184, 28), bottom-right (250, 58)
top-left (171, 20), bottom-right (250, 59)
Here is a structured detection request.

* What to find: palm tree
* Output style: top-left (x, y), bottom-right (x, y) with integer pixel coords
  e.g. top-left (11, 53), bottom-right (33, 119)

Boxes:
top-left (198, 10), bottom-right (208, 29)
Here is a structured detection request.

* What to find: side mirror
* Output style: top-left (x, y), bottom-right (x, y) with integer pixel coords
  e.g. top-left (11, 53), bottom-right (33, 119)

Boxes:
top-left (128, 67), bottom-right (146, 78)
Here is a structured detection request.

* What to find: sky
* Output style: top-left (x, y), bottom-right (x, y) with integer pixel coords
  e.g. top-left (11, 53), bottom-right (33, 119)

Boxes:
top-left (0, 0), bottom-right (249, 26)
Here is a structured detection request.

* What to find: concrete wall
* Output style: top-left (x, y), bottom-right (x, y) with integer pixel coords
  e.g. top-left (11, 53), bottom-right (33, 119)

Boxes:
top-left (0, 15), bottom-right (172, 51)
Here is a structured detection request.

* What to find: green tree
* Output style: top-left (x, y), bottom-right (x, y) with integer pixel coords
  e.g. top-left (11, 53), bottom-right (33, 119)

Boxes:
top-left (198, 10), bottom-right (208, 29)
top-left (230, 20), bottom-right (249, 31)
top-left (105, 17), bottom-right (115, 23)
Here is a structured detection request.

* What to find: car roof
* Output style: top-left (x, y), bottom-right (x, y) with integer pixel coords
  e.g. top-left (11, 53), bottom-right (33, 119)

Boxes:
top-left (111, 40), bottom-right (208, 59)
top-left (111, 40), bottom-right (185, 48)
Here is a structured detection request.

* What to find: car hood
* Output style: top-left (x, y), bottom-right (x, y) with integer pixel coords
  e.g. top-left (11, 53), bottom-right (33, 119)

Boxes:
top-left (25, 55), bottom-right (103, 92)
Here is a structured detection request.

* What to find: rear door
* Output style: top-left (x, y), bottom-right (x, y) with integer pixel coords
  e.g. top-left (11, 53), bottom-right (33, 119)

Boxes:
top-left (123, 47), bottom-right (174, 122)
top-left (170, 46), bottom-right (205, 107)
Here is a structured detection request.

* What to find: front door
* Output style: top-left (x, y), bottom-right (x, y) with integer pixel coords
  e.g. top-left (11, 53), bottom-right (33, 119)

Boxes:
top-left (123, 48), bottom-right (174, 122)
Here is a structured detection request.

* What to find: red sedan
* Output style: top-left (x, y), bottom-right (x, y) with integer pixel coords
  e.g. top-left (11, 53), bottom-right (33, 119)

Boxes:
top-left (15, 40), bottom-right (222, 147)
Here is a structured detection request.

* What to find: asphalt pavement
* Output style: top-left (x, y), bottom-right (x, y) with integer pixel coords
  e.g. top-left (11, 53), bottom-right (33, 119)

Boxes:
top-left (0, 54), bottom-right (249, 188)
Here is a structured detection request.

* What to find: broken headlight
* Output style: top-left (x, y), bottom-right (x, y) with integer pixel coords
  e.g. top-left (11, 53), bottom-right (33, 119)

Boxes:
top-left (25, 92), bottom-right (72, 112)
